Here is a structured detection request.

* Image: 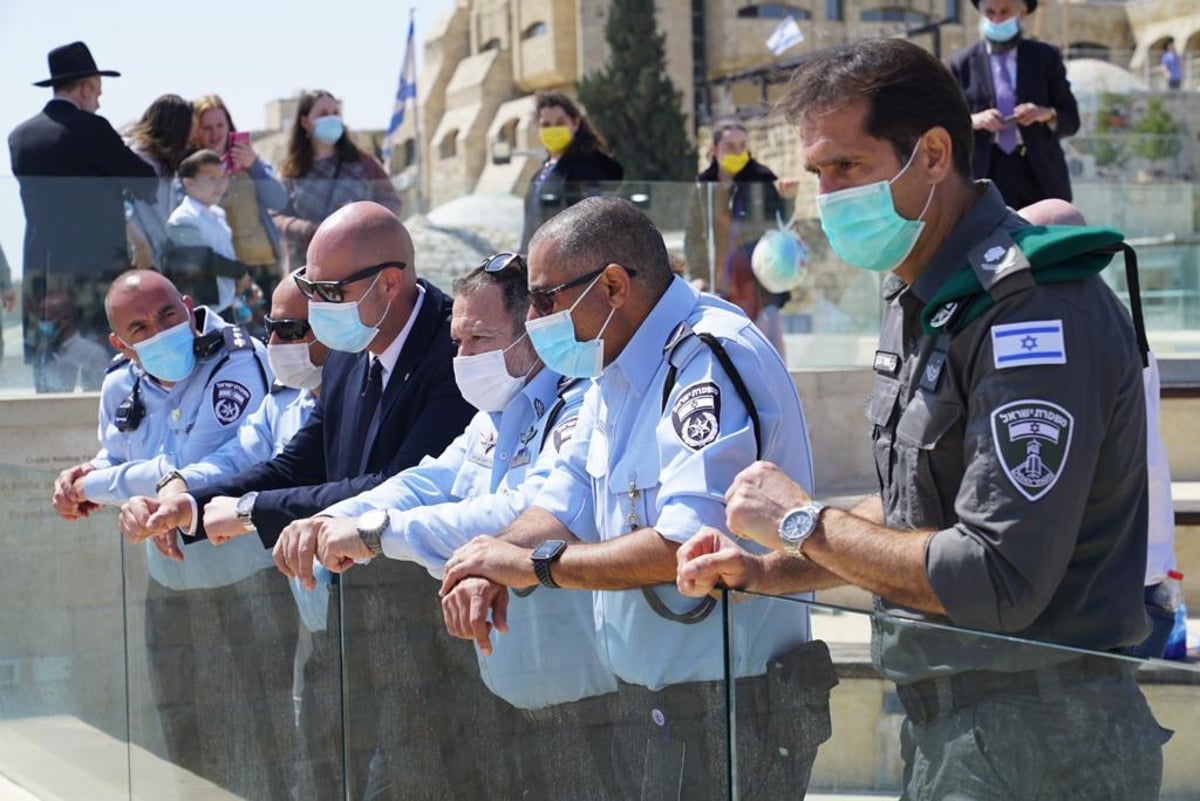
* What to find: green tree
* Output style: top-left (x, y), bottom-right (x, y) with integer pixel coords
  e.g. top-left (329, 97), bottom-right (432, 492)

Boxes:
top-left (1131, 97), bottom-right (1182, 164)
top-left (1092, 91), bottom-right (1129, 168)
top-left (576, 0), bottom-right (696, 181)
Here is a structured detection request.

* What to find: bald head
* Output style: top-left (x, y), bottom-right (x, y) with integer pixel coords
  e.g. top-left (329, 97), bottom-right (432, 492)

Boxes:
top-left (306, 201), bottom-right (416, 288)
top-left (105, 270), bottom-right (186, 327)
top-left (271, 271), bottom-right (309, 321)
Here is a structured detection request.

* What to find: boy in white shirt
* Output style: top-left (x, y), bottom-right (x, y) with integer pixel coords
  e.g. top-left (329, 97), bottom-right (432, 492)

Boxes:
top-left (167, 149), bottom-right (249, 314)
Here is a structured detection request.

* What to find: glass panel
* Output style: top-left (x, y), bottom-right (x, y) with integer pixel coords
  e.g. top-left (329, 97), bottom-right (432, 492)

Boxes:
top-left (0, 466), bottom-right (130, 798)
top-left (729, 592), bottom-right (1199, 800)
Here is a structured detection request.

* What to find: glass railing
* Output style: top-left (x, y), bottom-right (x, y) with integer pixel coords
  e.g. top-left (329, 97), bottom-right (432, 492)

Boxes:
top-left (3, 456), bottom-right (1198, 801)
top-left (4, 172), bottom-right (1198, 386)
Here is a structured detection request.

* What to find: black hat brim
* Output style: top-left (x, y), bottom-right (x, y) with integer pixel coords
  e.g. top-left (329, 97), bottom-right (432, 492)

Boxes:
top-left (34, 68), bottom-right (120, 88)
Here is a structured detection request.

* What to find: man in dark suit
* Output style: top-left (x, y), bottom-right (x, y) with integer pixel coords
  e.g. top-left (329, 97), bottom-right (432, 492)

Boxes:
top-left (128, 201), bottom-right (481, 799)
top-left (9, 41), bottom-right (157, 368)
top-left (949, 0), bottom-right (1080, 207)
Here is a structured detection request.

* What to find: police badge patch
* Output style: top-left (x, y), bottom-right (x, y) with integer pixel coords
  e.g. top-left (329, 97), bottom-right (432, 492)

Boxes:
top-left (212, 380), bottom-right (251, 425)
top-left (671, 382), bottom-right (721, 450)
top-left (990, 399), bottom-right (1074, 501)
top-left (551, 417), bottom-right (578, 452)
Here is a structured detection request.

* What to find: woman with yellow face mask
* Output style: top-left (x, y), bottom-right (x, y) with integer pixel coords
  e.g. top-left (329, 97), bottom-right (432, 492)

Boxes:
top-left (683, 119), bottom-right (793, 357)
top-left (519, 92), bottom-right (624, 252)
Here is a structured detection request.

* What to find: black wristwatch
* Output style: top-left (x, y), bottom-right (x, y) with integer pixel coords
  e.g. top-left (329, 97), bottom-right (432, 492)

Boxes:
top-left (235, 491), bottom-right (258, 532)
top-left (155, 470), bottom-right (185, 494)
top-left (356, 509), bottom-right (387, 557)
top-left (531, 539), bottom-right (567, 589)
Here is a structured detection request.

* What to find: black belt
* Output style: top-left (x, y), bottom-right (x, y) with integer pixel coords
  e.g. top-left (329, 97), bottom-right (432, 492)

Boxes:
top-left (896, 656), bottom-right (1131, 724)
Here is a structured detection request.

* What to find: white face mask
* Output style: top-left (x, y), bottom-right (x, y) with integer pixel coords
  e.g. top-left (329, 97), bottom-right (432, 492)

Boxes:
top-left (452, 334), bottom-right (529, 413)
top-left (267, 342), bottom-right (323, 390)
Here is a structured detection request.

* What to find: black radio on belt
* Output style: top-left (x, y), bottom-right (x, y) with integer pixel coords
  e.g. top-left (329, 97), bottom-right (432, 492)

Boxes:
top-left (114, 376), bottom-right (145, 432)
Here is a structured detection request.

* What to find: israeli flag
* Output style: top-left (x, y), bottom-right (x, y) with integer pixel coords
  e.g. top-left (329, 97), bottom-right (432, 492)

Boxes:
top-left (766, 15), bottom-right (804, 56)
top-left (991, 319), bottom-right (1067, 369)
top-left (382, 16), bottom-right (418, 167)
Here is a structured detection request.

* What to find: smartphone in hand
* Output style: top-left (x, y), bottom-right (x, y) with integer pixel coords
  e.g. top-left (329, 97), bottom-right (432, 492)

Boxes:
top-left (224, 131), bottom-right (252, 171)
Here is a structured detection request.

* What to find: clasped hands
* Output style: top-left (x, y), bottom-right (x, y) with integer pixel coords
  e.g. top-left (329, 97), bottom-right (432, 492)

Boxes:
top-left (972, 103), bottom-right (1055, 133)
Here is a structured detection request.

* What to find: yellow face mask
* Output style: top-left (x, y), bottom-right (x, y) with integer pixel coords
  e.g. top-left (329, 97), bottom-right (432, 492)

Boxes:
top-left (719, 152), bottom-right (750, 175)
top-left (540, 125), bottom-right (574, 155)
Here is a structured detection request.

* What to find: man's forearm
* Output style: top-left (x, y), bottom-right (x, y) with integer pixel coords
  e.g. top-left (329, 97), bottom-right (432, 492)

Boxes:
top-left (551, 527), bottom-right (679, 591)
top-left (496, 506), bottom-right (578, 549)
top-left (802, 509), bottom-right (944, 614)
top-left (749, 551), bottom-right (846, 596)
top-left (849, 493), bottom-right (883, 524)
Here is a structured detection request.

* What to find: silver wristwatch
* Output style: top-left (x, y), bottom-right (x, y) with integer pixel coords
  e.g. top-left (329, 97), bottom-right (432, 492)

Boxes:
top-left (778, 502), bottom-right (826, 554)
top-left (235, 492), bottom-right (259, 532)
top-left (356, 509), bottom-right (388, 557)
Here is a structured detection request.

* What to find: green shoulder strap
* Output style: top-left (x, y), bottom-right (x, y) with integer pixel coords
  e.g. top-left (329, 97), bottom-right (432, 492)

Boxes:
top-left (920, 225), bottom-right (1139, 344)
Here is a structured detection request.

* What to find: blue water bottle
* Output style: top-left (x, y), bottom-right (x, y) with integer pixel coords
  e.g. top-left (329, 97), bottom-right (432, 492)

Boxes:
top-left (1164, 570), bottom-right (1188, 661)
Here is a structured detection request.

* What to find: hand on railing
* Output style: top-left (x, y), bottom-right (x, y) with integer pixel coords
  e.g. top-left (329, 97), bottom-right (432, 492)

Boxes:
top-left (274, 516), bottom-right (372, 590)
top-left (440, 575), bottom-right (509, 656)
top-left (675, 527), bottom-right (762, 598)
top-left (118, 495), bottom-right (187, 561)
top-left (51, 463), bottom-right (99, 521)
top-left (724, 461), bottom-right (810, 551)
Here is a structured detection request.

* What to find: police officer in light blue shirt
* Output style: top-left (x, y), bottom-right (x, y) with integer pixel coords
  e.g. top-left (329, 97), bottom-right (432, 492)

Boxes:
top-left (273, 253), bottom-right (614, 711)
top-left (48, 269), bottom-right (295, 799)
top-left (52, 269), bottom-right (271, 589)
top-left (439, 198), bottom-right (837, 800)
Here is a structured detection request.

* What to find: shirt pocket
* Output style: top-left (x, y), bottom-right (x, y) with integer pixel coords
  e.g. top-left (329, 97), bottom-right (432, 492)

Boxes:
top-left (866, 376), bottom-right (902, 492)
top-left (603, 445), bottom-right (660, 536)
top-left (894, 391), bottom-right (963, 529)
top-left (450, 460), bottom-right (491, 500)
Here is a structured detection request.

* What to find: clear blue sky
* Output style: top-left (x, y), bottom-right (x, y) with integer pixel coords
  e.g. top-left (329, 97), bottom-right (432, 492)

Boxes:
top-left (0, 0), bottom-right (454, 277)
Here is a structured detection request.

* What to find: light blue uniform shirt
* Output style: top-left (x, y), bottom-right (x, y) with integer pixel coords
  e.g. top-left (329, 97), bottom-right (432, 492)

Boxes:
top-left (323, 368), bottom-right (617, 709)
top-left (84, 309), bottom-right (272, 590)
top-left (535, 276), bottom-right (814, 690)
top-left (178, 384), bottom-right (328, 631)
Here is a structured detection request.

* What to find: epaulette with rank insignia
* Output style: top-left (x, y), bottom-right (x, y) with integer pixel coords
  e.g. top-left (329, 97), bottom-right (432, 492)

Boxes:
top-left (222, 325), bottom-right (253, 352)
top-left (105, 354), bottom-right (131, 374)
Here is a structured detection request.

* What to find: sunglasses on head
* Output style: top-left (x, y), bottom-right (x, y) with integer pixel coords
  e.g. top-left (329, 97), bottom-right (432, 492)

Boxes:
top-left (294, 261), bottom-right (406, 303)
top-left (263, 316), bottom-right (312, 341)
top-left (480, 252), bottom-right (527, 275)
top-left (528, 264), bottom-right (637, 315)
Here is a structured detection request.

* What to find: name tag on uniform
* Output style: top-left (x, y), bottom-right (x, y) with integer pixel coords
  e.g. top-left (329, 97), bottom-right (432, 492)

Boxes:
top-left (874, 350), bottom-right (900, 376)
top-left (991, 320), bottom-right (1066, 369)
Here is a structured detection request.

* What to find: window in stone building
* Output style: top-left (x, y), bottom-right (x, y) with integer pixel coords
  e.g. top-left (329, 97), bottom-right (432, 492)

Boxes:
top-left (860, 6), bottom-right (929, 23)
top-left (403, 138), bottom-right (416, 167)
top-left (522, 22), bottom-right (547, 39)
top-left (498, 118), bottom-right (520, 148)
top-left (736, 4), bottom-right (812, 19)
top-left (944, 0), bottom-right (959, 23)
top-left (439, 130), bottom-right (458, 159)
top-left (481, 37), bottom-right (501, 52)
top-left (825, 0), bottom-right (843, 22)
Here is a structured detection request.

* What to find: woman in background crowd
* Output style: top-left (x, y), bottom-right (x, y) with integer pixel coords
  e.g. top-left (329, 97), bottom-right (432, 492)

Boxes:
top-left (519, 91), bottom-right (623, 252)
top-left (125, 94), bottom-right (193, 268)
top-left (272, 90), bottom-right (400, 271)
top-left (192, 95), bottom-right (286, 313)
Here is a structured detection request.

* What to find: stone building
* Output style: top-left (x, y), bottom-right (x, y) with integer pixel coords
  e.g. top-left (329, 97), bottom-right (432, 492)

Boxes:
top-left (388, 0), bottom-right (1196, 213)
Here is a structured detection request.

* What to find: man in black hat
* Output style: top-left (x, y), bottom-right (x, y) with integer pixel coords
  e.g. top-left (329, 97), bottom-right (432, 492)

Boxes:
top-left (9, 41), bottom-right (157, 382)
top-left (949, 0), bottom-right (1079, 207)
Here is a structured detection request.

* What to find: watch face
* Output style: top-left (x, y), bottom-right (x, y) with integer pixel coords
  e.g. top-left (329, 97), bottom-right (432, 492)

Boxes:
top-left (532, 539), bottom-right (566, 561)
top-left (781, 509), bottom-right (815, 542)
top-left (358, 509), bottom-right (388, 535)
top-left (236, 493), bottom-right (255, 517)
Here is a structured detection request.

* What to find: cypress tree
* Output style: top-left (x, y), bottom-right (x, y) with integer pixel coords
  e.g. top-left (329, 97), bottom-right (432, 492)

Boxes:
top-left (576, 0), bottom-right (696, 181)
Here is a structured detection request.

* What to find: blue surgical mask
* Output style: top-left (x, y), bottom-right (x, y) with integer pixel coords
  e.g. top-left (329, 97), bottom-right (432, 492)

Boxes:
top-left (129, 319), bottom-right (196, 382)
top-left (526, 273), bottom-right (615, 379)
top-left (980, 16), bottom-right (1020, 43)
top-left (308, 273), bottom-right (391, 353)
top-left (816, 143), bottom-right (935, 274)
top-left (312, 115), bottom-right (345, 145)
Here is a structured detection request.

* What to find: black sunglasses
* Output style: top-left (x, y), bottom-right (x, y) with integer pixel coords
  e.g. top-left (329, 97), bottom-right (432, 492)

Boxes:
top-left (480, 252), bottom-right (526, 275)
top-left (294, 261), bottom-right (406, 303)
top-left (529, 264), bottom-right (637, 315)
top-left (263, 316), bottom-right (312, 341)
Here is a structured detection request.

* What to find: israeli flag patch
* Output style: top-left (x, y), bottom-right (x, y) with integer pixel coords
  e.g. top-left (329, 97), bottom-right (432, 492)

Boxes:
top-left (991, 320), bottom-right (1066, 369)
